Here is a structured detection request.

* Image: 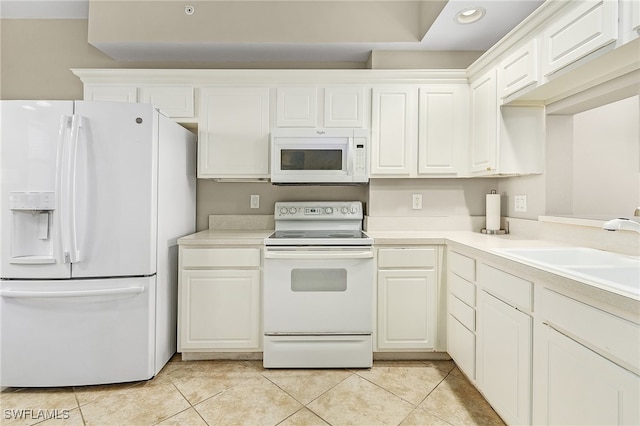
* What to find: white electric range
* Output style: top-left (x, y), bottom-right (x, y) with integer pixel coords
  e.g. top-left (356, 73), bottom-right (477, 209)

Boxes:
top-left (263, 201), bottom-right (374, 368)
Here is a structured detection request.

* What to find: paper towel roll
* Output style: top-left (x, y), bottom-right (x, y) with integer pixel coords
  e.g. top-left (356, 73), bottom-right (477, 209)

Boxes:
top-left (486, 192), bottom-right (501, 231)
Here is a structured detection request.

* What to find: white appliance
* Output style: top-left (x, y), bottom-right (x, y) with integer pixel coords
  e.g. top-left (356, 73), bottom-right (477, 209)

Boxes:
top-left (263, 201), bottom-right (374, 368)
top-left (0, 101), bottom-right (196, 387)
top-left (270, 128), bottom-right (369, 184)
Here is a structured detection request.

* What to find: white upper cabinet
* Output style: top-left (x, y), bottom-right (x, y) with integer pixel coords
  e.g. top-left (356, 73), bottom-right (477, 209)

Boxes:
top-left (620, 0), bottom-right (640, 44)
top-left (417, 85), bottom-right (468, 176)
top-left (198, 87), bottom-right (270, 179)
top-left (276, 87), bottom-right (318, 127)
top-left (139, 86), bottom-right (194, 118)
top-left (276, 86), bottom-right (367, 128)
top-left (370, 85), bottom-right (417, 177)
top-left (84, 84), bottom-right (137, 103)
top-left (468, 69), bottom-right (545, 176)
top-left (542, 0), bottom-right (618, 76)
top-left (469, 70), bottom-right (498, 174)
top-left (498, 39), bottom-right (539, 99)
top-left (323, 86), bottom-right (366, 128)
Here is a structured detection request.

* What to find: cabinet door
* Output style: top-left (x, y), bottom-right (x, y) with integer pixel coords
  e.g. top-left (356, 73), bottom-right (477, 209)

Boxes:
top-left (179, 269), bottom-right (261, 350)
top-left (84, 85), bottom-right (137, 103)
top-left (377, 269), bottom-right (436, 350)
top-left (542, 0), bottom-right (618, 76)
top-left (469, 70), bottom-right (497, 174)
top-left (499, 39), bottom-right (539, 99)
top-left (276, 87), bottom-right (317, 127)
top-left (417, 85), bottom-right (468, 175)
top-left (324, 86), bottom-right (366, 128)
top-left (198, 88), bottom-right (270, 178)
top-left (477, 290), bottom-right (532, 425)
top-left (447, 313), bottom-right (476, 380)
top-left (533, 323), bottom-right (640, 425)
top-left (139, 86), bottom-right (194, 118)
top-left (370, 86), bottom-right (417, 176)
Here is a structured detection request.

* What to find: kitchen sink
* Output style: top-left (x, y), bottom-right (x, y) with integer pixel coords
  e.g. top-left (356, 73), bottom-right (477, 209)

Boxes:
top-left (492, 247), bottom-right (640, 298)
top-left (492, 247), bottom-right (638, 267)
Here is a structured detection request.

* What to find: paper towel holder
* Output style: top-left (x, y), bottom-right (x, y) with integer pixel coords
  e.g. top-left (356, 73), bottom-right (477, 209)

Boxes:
top-left (481, 190), bottom-right (508, 235)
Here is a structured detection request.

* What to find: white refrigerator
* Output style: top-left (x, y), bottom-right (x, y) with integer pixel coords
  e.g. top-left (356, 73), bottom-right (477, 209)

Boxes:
top-left (0, 101), bottom-right (196, 387)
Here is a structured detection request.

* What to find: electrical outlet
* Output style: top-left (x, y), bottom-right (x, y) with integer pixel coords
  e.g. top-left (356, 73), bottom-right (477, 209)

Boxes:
top-left (514, 195), bottom-right (527, 212)
top-left (412, 193), bottom-right (423, 210)
top-left (250, 194), bottom-right (260, 209)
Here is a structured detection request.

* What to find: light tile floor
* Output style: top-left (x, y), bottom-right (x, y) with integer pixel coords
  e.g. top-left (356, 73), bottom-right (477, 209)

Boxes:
top-left (1, 357), bottom-right (505, 426)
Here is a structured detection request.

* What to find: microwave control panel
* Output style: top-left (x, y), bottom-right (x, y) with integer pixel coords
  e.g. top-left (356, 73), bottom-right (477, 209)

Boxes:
top-left (354, 137), bottom-right (367, 176)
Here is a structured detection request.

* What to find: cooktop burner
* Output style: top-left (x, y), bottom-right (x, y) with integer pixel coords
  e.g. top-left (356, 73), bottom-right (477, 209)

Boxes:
top-left (267, 201), bottom-right (372, 246)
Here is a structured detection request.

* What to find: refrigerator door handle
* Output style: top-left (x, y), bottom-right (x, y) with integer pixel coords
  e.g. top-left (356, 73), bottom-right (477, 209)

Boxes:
top-left (56, 115), bottom-right (72, 264)
top-left (65, 114), bottom-right (82, 264)
top-left (0, 286), bottom-right (145, 299)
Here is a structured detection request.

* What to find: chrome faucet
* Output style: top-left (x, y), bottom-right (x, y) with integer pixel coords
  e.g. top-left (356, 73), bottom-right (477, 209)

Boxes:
top-left (603, 210), bottom-right (640, 233)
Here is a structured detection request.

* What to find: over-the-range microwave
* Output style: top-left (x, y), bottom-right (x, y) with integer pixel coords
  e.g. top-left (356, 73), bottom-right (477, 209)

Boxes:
top-left (270, 128), bottom-right (369, 184)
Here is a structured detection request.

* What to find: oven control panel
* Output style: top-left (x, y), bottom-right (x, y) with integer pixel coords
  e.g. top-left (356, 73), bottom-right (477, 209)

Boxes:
top-left (274, 201), bottom-right (363, 220)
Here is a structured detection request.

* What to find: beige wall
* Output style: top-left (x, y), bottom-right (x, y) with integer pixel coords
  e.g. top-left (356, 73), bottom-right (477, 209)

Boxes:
top-left (0, 19), bottom-right (367, 100)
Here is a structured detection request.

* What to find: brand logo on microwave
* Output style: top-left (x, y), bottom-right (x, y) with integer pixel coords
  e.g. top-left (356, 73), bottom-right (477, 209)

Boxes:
top-left (316, 130), bottom-right (326, 135)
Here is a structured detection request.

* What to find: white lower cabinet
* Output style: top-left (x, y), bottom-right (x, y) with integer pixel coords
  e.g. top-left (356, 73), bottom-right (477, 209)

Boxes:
top-left (178, 246), bottom-right (262, 352)
top-left (533, 322), bottom-right (639, 425)
top-left (477, 290), bottom-right (532, 426)
top-left (447, 250), bottom-right (477, 380)
top-left (376, 247), bottom-right (438, 351)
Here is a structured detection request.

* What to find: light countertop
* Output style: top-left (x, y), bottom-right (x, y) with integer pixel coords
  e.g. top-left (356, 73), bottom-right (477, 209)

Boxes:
top-left (178, 229), bottom-right (273, 246)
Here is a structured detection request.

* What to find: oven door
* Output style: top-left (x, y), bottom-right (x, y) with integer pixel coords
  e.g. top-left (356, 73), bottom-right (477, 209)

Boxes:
top-left (263, 246), bottom-right (374, 334)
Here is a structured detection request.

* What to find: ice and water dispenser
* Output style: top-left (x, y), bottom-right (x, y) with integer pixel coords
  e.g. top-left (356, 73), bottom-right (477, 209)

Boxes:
top-left (9, 191), bottom-right (56, 264)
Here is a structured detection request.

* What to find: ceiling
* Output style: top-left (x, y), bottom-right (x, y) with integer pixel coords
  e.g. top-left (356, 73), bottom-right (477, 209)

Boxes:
top-left (0, 0), bottom-right (545, 62)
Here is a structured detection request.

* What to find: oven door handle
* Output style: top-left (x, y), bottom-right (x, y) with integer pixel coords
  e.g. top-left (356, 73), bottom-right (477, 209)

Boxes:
top-left (264, 250), bottom-right (373, 260)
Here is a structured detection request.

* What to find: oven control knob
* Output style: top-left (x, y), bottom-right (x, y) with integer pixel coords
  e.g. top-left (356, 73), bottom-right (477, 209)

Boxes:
top-left (324, 207), bottom-right (333, 214)
top-left (288, 207), bottom-right (297, 214)
top-left (279, 207), bottom-right (288, 215)
top-left (341, 207), bottom-right (349, 214)
top-left (350, 205), bottom-right (358, 214)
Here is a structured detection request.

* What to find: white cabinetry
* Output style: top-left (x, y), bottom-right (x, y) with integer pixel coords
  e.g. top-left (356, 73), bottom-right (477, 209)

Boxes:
top-left (84, 84), bottom-right (137, 103)
top-left (371, 84), bottom-right (467, 177)
top-left (84, 84), bottom-right (194, 119)
top-left (376, 247), bottom-right (438, 351)
top-left (542, 0), bottom-right (618, 76)
top-left (469, 69), bottom-right (545, 176)
top-left (178, 247), bottom-right (262, 351)
top-left (417, 85), bottom-right (468, 175)
top-left (276, 86), bottom-right (366, 128)
top-left (139, 86), bottom-right (194, 118)
top-left (198, 87), bottom-right (270, 179)
top-left (469, 71), bottom-right (498, 174)
top-left (370, 86), bottom-right (417, 177)
top-left (447, 249), bottom-right (477, 380)
top-left (533, 288), bottom-right (640, 425)
top-left (498, 39), bottom-right (539, 99)
top-left (477, 263), bottom-right (532, 426)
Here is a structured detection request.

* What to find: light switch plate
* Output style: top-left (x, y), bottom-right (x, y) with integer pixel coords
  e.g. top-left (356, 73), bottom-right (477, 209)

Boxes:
top-left (250, 194), bottom-right (260, 209)
top-left (514, 195), bottom-right (527, 212)
top-left (412, 193), bottom-right (423, 210)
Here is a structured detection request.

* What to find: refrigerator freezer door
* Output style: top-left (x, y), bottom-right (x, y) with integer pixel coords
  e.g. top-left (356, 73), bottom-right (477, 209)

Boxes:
top-left (71, 102), bottom-right (157, 278)
top-left (0, 276), bottom-right (155, 387)
top-left (0, 101), bottom-right (73, 279)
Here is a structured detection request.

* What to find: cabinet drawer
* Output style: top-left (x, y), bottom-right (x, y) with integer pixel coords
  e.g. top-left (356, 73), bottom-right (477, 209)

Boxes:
top-left (377, 248), bottom-right (436, 268)
top-left (449, 294), bottom-right (475, 331)
top-left (181, 247), bottom-right (261, 268)
top-left (478, 263), bottom-right (532, 311)
top-left (448, 272), bottom-right (476, 307)
top-left (447, 314), bottom-right (476, 380)
top-left (448, 250), bottom-right (476, 282)
top-left (540, 288), bottom-right (640, 371)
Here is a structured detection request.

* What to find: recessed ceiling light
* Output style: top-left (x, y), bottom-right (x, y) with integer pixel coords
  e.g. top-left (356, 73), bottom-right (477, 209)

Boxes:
top-left (455, 7), bottom-right (486, 24)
